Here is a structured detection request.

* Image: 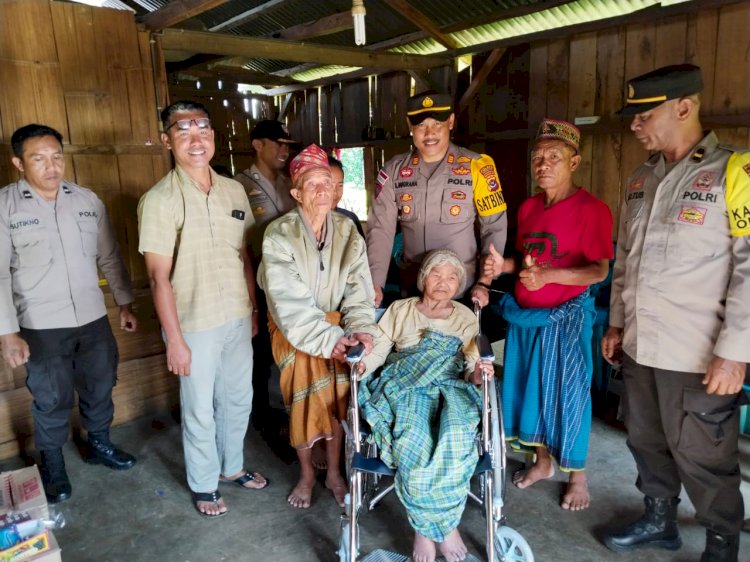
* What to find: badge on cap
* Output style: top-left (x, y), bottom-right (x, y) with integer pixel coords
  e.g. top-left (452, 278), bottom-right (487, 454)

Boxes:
top-left (422, 97), bottom-right (434, 108)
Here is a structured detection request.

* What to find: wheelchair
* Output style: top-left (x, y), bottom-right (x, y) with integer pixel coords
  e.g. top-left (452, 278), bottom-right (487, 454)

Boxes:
top-left (337, 305), bottom-right (533, 562)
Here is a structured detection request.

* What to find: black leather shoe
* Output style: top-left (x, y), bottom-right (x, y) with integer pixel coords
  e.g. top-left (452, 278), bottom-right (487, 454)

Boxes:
top-left (40, 449), bottom-right (72, 504)
top-left (85, 432), bottom-right (136, 470)
top-left (603, 496), bottom-right (682, 552)
top-left (701, 530), bottom-right (739, 562)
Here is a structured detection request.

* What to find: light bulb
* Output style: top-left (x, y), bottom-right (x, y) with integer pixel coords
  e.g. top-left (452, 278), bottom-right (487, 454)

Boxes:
top-left (352, 0), bottom-right (366, 46)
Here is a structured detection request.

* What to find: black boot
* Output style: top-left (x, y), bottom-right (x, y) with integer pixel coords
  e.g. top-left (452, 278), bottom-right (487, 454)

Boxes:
top-left (40, 449), bottom-right (71, 504)
top-left (603, 496), bottom-right (682, 552)
top-left (85, 431), bottom-right (136, 470)
top-left (701, 530), bottom-right (739, 562)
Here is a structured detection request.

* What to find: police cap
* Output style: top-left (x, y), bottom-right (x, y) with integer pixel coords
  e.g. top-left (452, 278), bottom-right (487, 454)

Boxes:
top-left (250, 120), bottom-right (297, 143)
top-left (618, 64), bottom-right (703, 116)
top-left (406, 91), bottom-right (453, 125)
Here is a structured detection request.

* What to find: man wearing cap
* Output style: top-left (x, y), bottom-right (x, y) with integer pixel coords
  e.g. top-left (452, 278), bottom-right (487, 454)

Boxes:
top-left (139, 101), bottom-right (267, 518)
top-left (234, 119), bottom-right (297, 433)
top-left (601, 64), bottom-right (750, 562)
top-left (234, 120), bottom-right (297, 259)
top-left (367, 90), bottom-right (508, 306)
top-left (482, 118), bottom-right (613, 511)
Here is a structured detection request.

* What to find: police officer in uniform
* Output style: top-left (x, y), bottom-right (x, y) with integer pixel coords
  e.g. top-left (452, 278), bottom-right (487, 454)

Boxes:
top-left (0, 124), bottom-right (137, 503)
top-left (234, 120), bottom-right (297, 432)
top-left (367, 91), bottom-right (508, 307)
top-left (601, 65), bottom-right (750, 562)
top-left (234, 120), bottom-right (297, 259)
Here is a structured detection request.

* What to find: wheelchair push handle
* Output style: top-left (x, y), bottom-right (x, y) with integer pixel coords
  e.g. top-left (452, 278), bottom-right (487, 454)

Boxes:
top-left (346, 342), bottom-right (366, 365)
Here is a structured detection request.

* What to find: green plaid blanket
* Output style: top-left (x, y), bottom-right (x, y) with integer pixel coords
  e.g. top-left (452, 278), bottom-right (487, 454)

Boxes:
top-left (359, 330), bottom-right (481, 542)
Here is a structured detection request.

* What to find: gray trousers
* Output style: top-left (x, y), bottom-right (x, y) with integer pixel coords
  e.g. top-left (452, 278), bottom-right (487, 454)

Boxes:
top-left (621, 354), bottom-right (744, 534)
top-left (179, 317), bottom-right (253, 494)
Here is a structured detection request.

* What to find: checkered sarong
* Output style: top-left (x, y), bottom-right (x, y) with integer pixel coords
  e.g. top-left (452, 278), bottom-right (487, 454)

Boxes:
top-left (359, 330), bottom-right (481, 542)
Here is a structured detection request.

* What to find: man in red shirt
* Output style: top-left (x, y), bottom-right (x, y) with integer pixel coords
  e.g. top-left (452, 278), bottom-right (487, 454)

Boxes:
top-left (482, 119), bottom-right (613, 510)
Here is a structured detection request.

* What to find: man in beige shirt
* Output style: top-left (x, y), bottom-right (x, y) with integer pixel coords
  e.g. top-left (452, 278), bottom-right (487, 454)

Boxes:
top-left (138, 101), bottom-right (266, 518)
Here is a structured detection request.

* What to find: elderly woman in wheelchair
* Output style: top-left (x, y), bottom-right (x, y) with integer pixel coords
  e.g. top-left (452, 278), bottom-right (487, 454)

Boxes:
top-left (354, 249), bottom-right (494, 562)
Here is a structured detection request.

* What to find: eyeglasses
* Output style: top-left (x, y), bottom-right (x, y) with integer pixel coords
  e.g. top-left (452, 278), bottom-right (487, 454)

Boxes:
top-left (164, 118), bottom-right (211, 132)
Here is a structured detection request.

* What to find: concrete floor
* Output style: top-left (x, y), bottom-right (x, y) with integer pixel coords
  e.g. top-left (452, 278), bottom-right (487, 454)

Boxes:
top-left (1, 410), bottom-right (748, 562)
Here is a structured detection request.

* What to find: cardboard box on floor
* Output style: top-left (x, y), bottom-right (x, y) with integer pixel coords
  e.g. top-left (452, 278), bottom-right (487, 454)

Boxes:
top-left (1, 466), bottom-right (62, 562)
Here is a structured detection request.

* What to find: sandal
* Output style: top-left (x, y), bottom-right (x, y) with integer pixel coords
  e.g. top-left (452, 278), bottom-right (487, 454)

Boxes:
top-left (220, 470), bottom-right (269, 490)
top-left (191, 490), bottom-right (228, 518)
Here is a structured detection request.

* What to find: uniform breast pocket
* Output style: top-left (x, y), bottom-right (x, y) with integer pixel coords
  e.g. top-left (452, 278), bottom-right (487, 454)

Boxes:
top-left (440, 189), bottom-right (472, 224)
top-left (217, 215), bottom-right (245, 250)
top-left (622, 201), bottom-right (644, 252)
top-left (76, 220), bottom-right (99, 257)
top-left (10, 226), bottom-right (52, 268)
top-left (665, 202), bottom-right (722, 258)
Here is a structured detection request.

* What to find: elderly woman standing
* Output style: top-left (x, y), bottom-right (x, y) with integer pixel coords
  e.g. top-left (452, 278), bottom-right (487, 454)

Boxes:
top-left (258, 144), bottom-right (376, 509)
top-left (357, 250), bottom-right (494, 562)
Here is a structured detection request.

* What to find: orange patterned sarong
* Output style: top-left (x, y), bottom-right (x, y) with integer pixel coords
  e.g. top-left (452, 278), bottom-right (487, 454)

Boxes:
top-left (268, 311), bottom-right (350, 449)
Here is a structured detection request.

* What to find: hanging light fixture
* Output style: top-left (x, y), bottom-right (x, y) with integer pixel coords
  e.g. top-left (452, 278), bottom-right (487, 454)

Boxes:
top-left (352, 0), bottom-right (366, 46)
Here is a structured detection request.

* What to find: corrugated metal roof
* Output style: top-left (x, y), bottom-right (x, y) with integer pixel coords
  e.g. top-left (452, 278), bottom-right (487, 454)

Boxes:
top-left (287, 0), bottom-right (691, 81)
top-left (141, 0), bottom-right (702, 85)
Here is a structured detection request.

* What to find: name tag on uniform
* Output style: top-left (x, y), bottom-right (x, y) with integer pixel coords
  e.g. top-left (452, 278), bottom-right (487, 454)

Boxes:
top-left (231, 210), bottom-right (245, 220)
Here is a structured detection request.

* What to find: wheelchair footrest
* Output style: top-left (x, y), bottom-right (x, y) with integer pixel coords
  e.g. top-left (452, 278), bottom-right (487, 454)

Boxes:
top-left (351, 452), bottom-right (395, 476)
top-left (361, 550), bottom-right (481, 562)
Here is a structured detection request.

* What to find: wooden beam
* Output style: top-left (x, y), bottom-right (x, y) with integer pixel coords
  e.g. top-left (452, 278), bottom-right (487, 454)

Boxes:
top-left (457, 48), bottom-right (505, 115)
top-left (209, 0), bottom-right (289, 32)
top-left (383, 0), bottom-right (460, 50)
top-left (159, 29), bottom-right (451, 70)
top-left (140, 0), bottom-right (230, 30)
top-left (187, 66), bottom-right (295, 87)
top-left (278, 94), bottom-right (294, 120)
top-left (263, 67), bottom-right (390, 96)
top-left (274, 11), bottom-right (353, 41)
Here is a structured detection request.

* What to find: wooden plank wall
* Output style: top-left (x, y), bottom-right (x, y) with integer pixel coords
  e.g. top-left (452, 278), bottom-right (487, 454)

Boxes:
top-left (168, 80), bottom-right (277, 174)
top-left (0, 0), bottom-right (176, 459)
top-left (528, 2), bottom-right (750, 235)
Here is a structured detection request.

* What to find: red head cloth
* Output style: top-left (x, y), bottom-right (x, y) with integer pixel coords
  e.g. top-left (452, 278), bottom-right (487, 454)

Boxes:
top-left (289, 144), bottom-right (330, 185)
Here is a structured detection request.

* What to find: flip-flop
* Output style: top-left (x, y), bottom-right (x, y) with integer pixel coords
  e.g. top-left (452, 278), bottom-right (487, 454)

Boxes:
top-left (220, 470), bottom-right (269, 490)
top-left (191, 490), bottom-right (228, 518)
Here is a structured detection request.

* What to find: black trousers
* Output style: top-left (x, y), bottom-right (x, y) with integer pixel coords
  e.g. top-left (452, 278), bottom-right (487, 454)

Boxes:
top-left (251, 289), bottom-right (274, 428)
top-left (621, 354), bottom-right (745, 534)
top-left (22, 316), bottom-right (119, 451)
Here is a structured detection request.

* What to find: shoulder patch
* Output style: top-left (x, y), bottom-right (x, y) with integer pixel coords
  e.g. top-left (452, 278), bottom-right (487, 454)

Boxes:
top-left (471, 155), bottom-right (506, 217)
top-left (725, 152), bottom-right (750, 237)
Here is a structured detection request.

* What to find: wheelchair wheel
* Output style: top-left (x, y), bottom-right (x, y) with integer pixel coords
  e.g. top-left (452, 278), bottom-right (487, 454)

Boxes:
top-left (494, 526), bottom-right (534, 562)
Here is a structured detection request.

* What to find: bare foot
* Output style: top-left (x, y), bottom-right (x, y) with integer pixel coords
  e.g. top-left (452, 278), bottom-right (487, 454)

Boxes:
top-left (325, 474), bottom-right (347, 507)
top-left (561, 470), bottom-right (590, 511)
top-left (312, 441), bottom-right (327, 470)
top-left (512, 461), bottom-right (554, 489)
top-left (412, 532), bottom-right (436, 562)
top-left (287, 477), bottom-right (314, 509)
top-left (195, 496), bottom-right (227, 517)
top-left (439, 528), bottom-right (468, 562)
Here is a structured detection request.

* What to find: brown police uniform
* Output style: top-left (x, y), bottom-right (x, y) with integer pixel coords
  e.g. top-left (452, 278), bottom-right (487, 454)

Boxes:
top-left (367, 143), bottom-right (507, 294)
top-left (234, 164), bottom-right (295, 258)
top-left (610, 64), bottom-right (750, 538)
